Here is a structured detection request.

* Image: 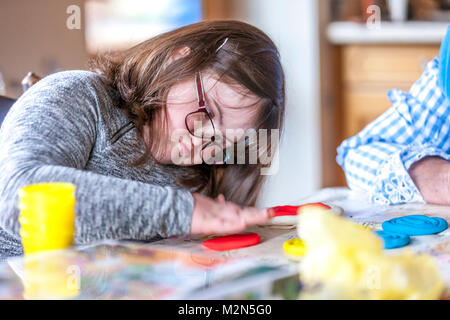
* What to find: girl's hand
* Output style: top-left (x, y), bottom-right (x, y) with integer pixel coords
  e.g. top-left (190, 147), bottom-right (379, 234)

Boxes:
top-left (408, 156), bottom-right (450, 205)
top-left (190, 193), bottom-right (274, 235)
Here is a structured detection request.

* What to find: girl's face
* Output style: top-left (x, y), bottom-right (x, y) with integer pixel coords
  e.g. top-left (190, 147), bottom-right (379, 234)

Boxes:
top-left (154, 71), bottom-right (262, 166)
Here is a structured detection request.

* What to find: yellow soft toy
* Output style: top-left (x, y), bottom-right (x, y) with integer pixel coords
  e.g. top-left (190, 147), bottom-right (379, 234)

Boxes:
top-left (297, 206), bottom-right (444, 300)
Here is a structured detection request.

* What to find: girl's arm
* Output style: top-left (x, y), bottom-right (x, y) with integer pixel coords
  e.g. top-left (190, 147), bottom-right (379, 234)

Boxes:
top-left (337, 57), bottom-right (450, 205)
top-left (0, 71), bottom-right (194, 245)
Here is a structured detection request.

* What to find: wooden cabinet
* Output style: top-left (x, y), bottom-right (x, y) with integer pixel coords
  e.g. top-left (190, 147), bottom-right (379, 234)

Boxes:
top-left (341, 45), bottom-right (440, 140)
top-left (202, 0), bottom-right (231, 20)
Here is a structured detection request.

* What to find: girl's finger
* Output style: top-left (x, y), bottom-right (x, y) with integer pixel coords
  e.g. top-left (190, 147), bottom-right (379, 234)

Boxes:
top-left (220, 220), bottom-right (246, 233)
top-left (216, 194), bottom-right (226, 203)
top-left (240, 208), bottom-right (271, 225)
top-left (208, 216), bottom-right (244, 234)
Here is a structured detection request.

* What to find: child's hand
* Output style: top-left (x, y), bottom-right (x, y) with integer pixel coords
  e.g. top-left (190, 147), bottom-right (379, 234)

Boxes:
top-left (408, 156), bottom-right (450, 205)
top-left (190, 193), bottom-right (273, 235)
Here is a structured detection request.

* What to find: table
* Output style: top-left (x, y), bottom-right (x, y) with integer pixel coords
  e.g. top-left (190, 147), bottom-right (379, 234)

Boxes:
top-left (0, 187), bottom-right (449, 299)
top-left (151, 187), bottom-right (450, 298)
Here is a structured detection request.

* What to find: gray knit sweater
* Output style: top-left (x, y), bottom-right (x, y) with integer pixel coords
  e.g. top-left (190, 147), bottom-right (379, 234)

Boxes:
top-left (0, 70), bottom-right (195, 260)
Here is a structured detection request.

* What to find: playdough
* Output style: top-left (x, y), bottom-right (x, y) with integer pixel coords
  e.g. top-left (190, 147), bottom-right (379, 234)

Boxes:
top-left (283, 238), bottom-right (306, 257)
top-left (266, 202), bottom-right (343, 226)
top-left (201, 233), bottom-right (261, 251)
top-left (273, 203), bottom-right (330, 216)
top-left (297, 206), bottom-right (443, 299)
top-left (357, 225), bottom-right (372, 232)
top-left (382, 215), bottom-right (448, 236)
top-left (375, 230), bottom-right (411, 249)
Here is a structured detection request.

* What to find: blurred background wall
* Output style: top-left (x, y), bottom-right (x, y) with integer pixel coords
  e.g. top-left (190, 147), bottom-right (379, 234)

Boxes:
top-left (227, 0), bottom-right (321, 207)
top-left (0, 0), bottom-right (88, 98)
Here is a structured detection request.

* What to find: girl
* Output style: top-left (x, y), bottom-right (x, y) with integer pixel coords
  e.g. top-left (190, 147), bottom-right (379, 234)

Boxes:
top-left (0, 20), bottom-right (285, 258)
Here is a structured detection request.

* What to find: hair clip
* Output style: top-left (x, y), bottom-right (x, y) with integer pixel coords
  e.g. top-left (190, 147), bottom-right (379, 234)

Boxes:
top-left (215, 37), bottom-right (229, 53)
top-left (224, 150), bottom-right (231, 163)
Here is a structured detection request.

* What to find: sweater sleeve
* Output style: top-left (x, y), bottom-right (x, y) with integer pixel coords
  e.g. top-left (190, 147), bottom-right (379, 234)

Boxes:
top-left (0, 71), bottom-right (194, 247)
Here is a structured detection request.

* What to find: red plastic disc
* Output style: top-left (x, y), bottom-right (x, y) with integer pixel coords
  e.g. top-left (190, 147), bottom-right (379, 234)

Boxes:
top-left (272, 202), bottom-right (330, 217)
top-left (201, 233), bottom-right (261, 251)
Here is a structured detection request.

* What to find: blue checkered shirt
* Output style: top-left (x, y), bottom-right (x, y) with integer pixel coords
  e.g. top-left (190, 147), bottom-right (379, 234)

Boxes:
top-left (337, 57), bottom-right (450, 204)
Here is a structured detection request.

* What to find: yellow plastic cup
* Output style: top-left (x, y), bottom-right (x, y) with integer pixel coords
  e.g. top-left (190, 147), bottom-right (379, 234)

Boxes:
top-left (19, 222), bottom-right (75, 234)
top-left (18, 182), bottom-right (76, 255)
top-left (19, 230), bottom-right (74, 250)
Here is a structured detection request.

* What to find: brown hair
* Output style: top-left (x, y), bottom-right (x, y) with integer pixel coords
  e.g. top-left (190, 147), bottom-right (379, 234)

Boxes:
top-left (88, 20), bottom-right (285, 206)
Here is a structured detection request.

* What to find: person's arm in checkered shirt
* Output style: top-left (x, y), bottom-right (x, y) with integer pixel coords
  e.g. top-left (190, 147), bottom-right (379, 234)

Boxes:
top-left (337, 57), bottom-right (450, 205)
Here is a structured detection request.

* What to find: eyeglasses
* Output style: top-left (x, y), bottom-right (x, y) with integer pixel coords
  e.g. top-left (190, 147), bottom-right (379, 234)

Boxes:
top-left (185, 73), bottom-right (215, 138)
top-left (185, 72), bottom-right (231, 164)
